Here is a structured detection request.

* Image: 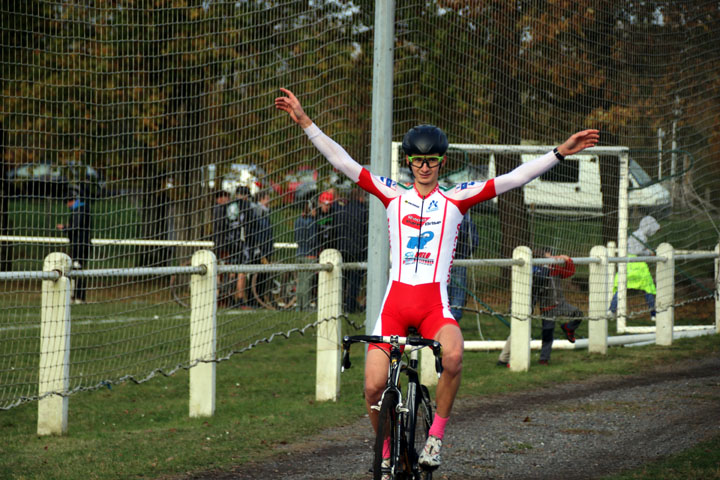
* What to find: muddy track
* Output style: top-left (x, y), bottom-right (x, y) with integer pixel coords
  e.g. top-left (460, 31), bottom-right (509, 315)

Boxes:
top-left (182, 356), bottom-right (720, 480)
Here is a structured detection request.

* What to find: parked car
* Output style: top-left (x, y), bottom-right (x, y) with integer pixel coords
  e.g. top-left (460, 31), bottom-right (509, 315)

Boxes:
top-left (6, 162), bottom-right (105, 199)
top-left (221, 163), bottom-right (268, 197)
top-left (390, 142), bottom-right (670, 217)
top-left (519, 154), bottom-right (671, 216)
top-left (280, 166), bottom-right (353, 205)
top-left (283, 165), bottom-right (318, 204)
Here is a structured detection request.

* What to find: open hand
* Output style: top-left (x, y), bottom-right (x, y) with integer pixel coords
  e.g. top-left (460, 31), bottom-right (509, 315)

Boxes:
top-left (557, 129), bottom-right (600, 156)
top-left (275, 88), bottom-right (312, 128)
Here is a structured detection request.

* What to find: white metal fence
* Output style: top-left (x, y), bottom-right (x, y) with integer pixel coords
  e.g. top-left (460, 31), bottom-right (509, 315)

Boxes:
top-left (5, 243), bottom-right (719, 435)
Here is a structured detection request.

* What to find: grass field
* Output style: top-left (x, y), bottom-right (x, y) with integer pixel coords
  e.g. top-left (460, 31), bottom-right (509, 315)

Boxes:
top-left (0, 301), bottom-right (718, 480)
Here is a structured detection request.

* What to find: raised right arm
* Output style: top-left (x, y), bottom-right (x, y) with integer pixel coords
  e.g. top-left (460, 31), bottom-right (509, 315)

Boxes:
top-left (276, 88), bottom-right (399, 205)
top-left (304, 123), bottom-right (363, 182)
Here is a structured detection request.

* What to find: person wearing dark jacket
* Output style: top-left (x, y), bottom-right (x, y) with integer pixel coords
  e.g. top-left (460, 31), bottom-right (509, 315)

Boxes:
top-left (532, 251), bottom-right (583, 364)
top-left (226, 186), bottom-right (255, 307)
top-left (498, 249), bottom-right (582, 366)
top-left (337, 187), bottom-right (369, 313)
top-left (294, 200), bottom-right (317, 311)
top-left (57, 189), bottom-right (92, 303)
top-left (315, 189), bottom-right (340, 252)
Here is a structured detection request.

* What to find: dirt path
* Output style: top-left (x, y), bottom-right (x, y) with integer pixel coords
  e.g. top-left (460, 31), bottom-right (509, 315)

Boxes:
top-left (183, 356), bottom-right (720, 480)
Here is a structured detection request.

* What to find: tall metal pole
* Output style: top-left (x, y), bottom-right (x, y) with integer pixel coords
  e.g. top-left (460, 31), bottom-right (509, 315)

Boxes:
top-left (366, 0), bottom-right (395, 334)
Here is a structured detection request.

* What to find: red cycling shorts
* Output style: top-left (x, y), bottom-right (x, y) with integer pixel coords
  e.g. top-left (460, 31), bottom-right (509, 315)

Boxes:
top-left (369, 281), bottom-right (458, 352)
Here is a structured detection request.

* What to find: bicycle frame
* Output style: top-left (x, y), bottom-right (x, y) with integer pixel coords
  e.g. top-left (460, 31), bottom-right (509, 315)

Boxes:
top-left (342, 333), bottom-right (442, 480)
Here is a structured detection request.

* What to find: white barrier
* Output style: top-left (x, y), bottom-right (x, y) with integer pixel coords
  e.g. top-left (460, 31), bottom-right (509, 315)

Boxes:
top-left (502, 242), bottom-right (718, 369)
top-left (316, 249), bottom-right (343, 402)
top-left (189, 250), bottom-right (217, 418)
top-left (38, 252), bottom-right (72, 436)
top-left (28, 242), bottom-right (720, 435)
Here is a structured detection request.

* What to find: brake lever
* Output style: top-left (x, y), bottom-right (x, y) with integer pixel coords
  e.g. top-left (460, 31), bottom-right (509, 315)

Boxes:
top-left (432, 342), bottom-right (443, 377)
top-left (341, 344), bottom-right (352, 372)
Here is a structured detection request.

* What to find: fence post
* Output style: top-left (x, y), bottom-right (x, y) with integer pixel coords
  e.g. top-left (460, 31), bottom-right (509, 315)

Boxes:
top-left (420, 342), bottom-right (437, 387)
top-left (606, 241), bottom-right (617, 318)
top-left (588, 246), bottom-right (609, 354)
top-left (617, 150), bottom-right (630, 334)
top-left (655, 243), bottom-right (675, 346)
top-left (510, 246), bottom-right (532, 372)
top-left (189, 250), bottom-right (217, 418)
top-left (38, 252), bottom-right (72, 436)
top-left (317, 249), bottom-right (342, 402)
top-left (715, 243), bottom-right (720, 334)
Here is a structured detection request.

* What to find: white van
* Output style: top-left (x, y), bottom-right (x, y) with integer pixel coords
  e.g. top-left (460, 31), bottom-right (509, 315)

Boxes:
top-left (518, 153), bottom-right (670, 216)
top-left (391, 142), bottom-right (671, 217)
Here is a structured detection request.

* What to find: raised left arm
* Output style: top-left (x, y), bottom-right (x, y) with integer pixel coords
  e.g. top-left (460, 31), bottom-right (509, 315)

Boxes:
top-left (494, 129), bottom-right (600, 196)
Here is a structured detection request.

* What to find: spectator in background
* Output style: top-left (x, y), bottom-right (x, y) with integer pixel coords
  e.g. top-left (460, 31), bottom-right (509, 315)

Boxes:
top-left (212, 190), bottom-right (236, 306)
top-left (497, 248), bottom-right (582, 367)
top-left (228, 185), bottom-right (255, 308)
top-left (212, 190), bottom-right (232, 257)
top-left (337, 186), bottom-right (369, 313)
top-left (448, 211), bottom-right (479, 321)
top-left (609, 215), bottom-right (660, 321)
top-left (315, 189), bottom-right (340, 253)
top-left (57, 187), bottom-right (92, 304)
top-left (247, 188), bottom-right (275, 307)
top-left (251, 188), bottom-right (274, 263)
top-left (294, 200), bottom-right (317, 311)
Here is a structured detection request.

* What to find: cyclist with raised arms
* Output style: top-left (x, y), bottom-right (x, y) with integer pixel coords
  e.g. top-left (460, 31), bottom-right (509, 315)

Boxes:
top-left (275, 88), bottom-right (600, 472)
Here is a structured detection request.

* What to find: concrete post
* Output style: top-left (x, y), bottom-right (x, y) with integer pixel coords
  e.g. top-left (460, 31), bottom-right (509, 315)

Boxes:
top-left (420, 344), bottom-right (437, 387)
top-left (510, 246), bottom-right (532, 372)
top-left (606, 241), bottom-right (617, 316)
top-left (316, 249), bottom-right (342, 402)
top-left (617, 151), bottom-right (630, 334)
top-left (189, 250), bottom-right (217, 418)
top-left (38, 252), bottom-right (72, 436)
top-left (588, 246), bottom-right (609, 354)
top-left (655, 243), bottom-right (675, 346)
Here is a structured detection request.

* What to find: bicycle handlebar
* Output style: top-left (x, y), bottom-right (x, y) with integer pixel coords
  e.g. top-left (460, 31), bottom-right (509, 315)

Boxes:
top-left (341, 334), bottom-right (443, 377)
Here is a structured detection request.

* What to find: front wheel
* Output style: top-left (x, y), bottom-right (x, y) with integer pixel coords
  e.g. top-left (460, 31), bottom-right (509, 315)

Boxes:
top-left (409, 385), bottom-right (433, 480)
top-left (374, 390), bottom-right (400, 480)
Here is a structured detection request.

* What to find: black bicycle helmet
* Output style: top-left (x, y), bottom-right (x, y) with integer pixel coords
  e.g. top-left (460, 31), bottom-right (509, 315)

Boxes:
top-left (401, 124), bottom-right (449, 156)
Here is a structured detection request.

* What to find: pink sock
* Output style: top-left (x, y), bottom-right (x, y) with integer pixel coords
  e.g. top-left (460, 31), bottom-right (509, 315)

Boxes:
top-left (428, 413), bottom-right (449, 440)
top-left (383, 437), bottom-right (390, 458)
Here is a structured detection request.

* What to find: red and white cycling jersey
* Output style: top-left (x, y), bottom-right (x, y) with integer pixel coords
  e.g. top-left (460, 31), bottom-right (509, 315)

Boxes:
top-left (304, 123), bottom-right (560, 339)
top-left (357, 170), bottom-right (491, 287)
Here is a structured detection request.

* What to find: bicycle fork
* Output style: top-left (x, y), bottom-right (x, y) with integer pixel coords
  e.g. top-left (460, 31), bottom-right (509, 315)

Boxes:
top-left (371, 356), bottom-right (407, 413)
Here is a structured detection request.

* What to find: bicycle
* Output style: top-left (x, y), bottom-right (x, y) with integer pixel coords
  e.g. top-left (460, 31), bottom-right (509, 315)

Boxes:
top-left (249, 260), bottom-right (297, 310)
top-left (169, 254), bottom-right (241, 309)
top-left (170, 256), bottom-right (297, 310)
top-left (341, 329), bottom-right (443, 480)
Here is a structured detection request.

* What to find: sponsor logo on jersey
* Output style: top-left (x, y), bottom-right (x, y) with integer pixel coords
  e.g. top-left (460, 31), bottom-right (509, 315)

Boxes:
top-left (403, 251), bottom-right (434, 266)
top-left (455, 181), bottom-right (478, 192)
top-left (379, 176), bottom-right (396, 189)
top-left (401, 213), bottom-right (429, 229)
top-left (426, 200), bottom-right (440, 212)
top-left (404, 200), bottom-right (420, 208)
top-left (406, 231), bottom-right (434, 249)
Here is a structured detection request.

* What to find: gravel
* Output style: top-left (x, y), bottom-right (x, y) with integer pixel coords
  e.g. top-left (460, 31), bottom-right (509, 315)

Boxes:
top-left (181, 355), bottom-right (720, 480)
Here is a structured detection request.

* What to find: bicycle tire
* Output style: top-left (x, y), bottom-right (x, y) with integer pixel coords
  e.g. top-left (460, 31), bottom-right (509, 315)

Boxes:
top-left (171, 259), bottom-right (236, 310)
top-left (216, 270), bottom-right (236, 309)
top-left (169, 261), bottom-right (191, 308)
top-left (373, 390), bottom-right (400, 480)
top-left (250, 271), bottom-right (297, 310)
top-left (410, 385), bottom-right (433, 480)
